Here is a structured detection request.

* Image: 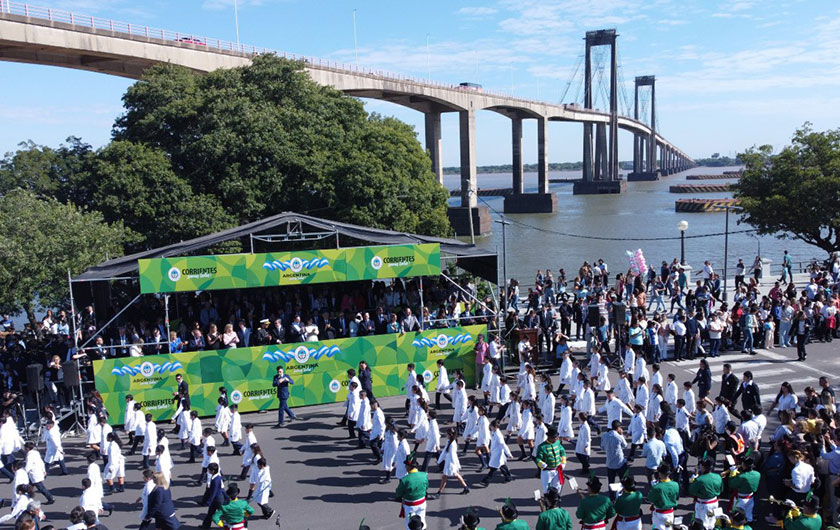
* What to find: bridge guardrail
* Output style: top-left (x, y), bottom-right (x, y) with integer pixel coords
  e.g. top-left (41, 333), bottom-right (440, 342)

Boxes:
top-left (0, 0), bottom-right (691, 160)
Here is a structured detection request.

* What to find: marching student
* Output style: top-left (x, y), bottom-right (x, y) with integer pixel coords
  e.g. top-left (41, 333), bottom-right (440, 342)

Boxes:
top-left (534, 425), bottom-right (566, 493)
top-left (246, 444), bottom-right (266, 500)
top-left (129, 403), bottom-right (146, 456)
top-left (136, 469), bottom-right (156, 526)
top-left (494, 376), bottom-right (512, 423)
top-left (238, 424), bottom-right (257, 480)
top-left (228, 404), bottom-right (243, 456)
top-left (434, 359), bottom-right (452, 410)
top-left (338, 369), bottom-right (360, 427)
top-left (595, 355), bottom-right (611, 398)
top-left (683, 382), bottom-right (697, 416)
top-left (403, 364), bottom-right (418, 416)
top-left (540, 383), bottom-right (556, 425)
top-left (252, 458), bottom-right (275, 519)
top-left (0, 484), bottom-right (34, 524)
top-left (634, 377), bottom-right (650, 418)
top-left (516, 400), bottom-right (535, 461)
top-left (557, 351), bottom-right (574, 395)
top-left (557, 396), bottom-right (575, 441)
top-left (664, 374), bottom-right (679, 407)
top-left (23, 441), bottom-right (54, 504)
top-left (473, 406), bottom-right (491, 473)
top-left (575, 412), bottom-right (592, 474)
top-left (369, 401), bottom-right (386, 464)
top-left (461, 397), bottom-right (478, 454)
top-left (214, 398), bottom-right (232, 447)
top-left (615, 370), bottom-right (634, 406)
top-left (174, 397), bottom-right (191, 450)
top-left (103, 432), bottom-right (125, 494)
top-left (452, 380), bottom-right (468, 434)
top-left (598, 389), bottom-right (633, 427)
top-left (394, 430), bottom-right (411, 480)
top-left (647, 384), bottom-right (665, 425)
top-left (187, 410), bottom-right (203, 464)
top-left (141, 413), bottom-right (157, 470)
top-left (395, 456), bottom-right (428, 530)
top-left (85, 453), bottom-right (103, 502)
top-left (41, 420), bottom-right (67, 475)
top-left (420, 410), bottom-right (441, 473)
top-left (95, 416), bottom-right (113, 466)
top-left (478, 420), bottom-right (513, 485)
top-left (627, 404), bottom-right (647, 461)
top-left (505, 393), bottom-right (522, 442)
top-left (11, 461), bottom-right (28, 502)
top-left (576, 380), bottom-right (596, 418)
top-left (487, 366), bottom-right (502, 416)
top-left (155, 444), bottom-right (173, 484)
top-left (346, 381), bottom-right (361, 439)
top-left (210, 483), bottom-right (254, 529)
top-left (124, 395), bottom-right (137, 448)
top-left (434, 428), bottom-right (469, 496)
top-left (198, 427), bottom-right (217, 485)
top-left (200, 462), bottom-right (225, 529)
top-left (688, 458), bottom-right (723, 530)
top-left (356, 391), bottom-right (373, 449)
top-left (575, 476), bottom-right (616, 530)
top-left (79, 477), bottom-right (113, 520)
top-left (380, 420), bottom-right (399, 484)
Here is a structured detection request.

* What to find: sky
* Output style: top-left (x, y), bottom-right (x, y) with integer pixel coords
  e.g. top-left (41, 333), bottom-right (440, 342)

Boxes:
top-left (2, 0), bottom-right (840, 166)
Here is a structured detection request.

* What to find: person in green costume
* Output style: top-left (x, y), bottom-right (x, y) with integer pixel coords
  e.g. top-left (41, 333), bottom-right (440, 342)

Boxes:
top-left (458, 507), bottom-right (486, 530)
top-left (713, 509), bottom-right (752, 529)
top-left (727, 457), bottom-right (760, 523)
top-left (211, 483), bottom-right (254, 529)
top-left (612, 476), bottom-right (642, 529)
top-left (495, 499), bottom-right (530, 530)
top-left (535, 487), bottom-right (572, 530)
top-left (779, 496), bottom-right (822, 530)
top-left (648, 463), bottom-right (679, 529)
top-left (396, 455), bottom-right (428, 530)
top-left (688, 458), bottom-right (723, 530)
top-left (535, 427), bottom-right (567, 493)
top-left (575, 476), bottom-right (616, 529)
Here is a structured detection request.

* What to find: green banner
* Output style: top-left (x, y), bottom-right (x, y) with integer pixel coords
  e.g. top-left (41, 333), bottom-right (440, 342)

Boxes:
top-left (93, 324), bottom-right (485, 424)
top-left (344, 243), bottom-right (441, 280)
top-left (138, 244), bottom-right (441, 294)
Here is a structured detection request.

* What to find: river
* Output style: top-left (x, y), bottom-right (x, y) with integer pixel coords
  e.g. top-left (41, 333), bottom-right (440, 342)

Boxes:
top-left (444, 166), bottom-right (821, 285)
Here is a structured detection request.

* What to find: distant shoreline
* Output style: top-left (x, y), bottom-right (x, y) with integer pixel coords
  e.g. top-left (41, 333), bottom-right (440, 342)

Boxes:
top-left (441, 157), bottom-right (742, 175)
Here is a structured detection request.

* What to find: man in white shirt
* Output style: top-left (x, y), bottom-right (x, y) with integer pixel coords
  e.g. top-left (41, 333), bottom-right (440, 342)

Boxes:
top-left (24, 442), bottom-right (54, 504)
top-left (187, 411), bottom-right (203, 464)
top-left (598, 389), bottom-right (633, 426)
top-left (672, 316), bottom-right (687, 361)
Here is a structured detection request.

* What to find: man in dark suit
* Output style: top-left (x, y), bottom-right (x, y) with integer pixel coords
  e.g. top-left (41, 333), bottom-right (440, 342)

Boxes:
top-left (732, 370), bottom-right (760, 412)
top-left (401, 308), bottom-right (420, 333)
top-left (685, 310), bottom-right (700, 360)
top-left (539, 304), bottom-right (555, 355)
top-left (269, 319), bottom-right (285, 344)
top-left (358, 312), bottom-right (376, 337)
top-left (374, 307), bottom-right (388, 335)
top-left (719, 363), bottom-right (739, 404)
top-left (358, 361), bottom-right (374, 399)
top-left (187, 330), bottom-right (205, 352)
top-left (334, 312), bottom-right (351, 338)
top-left (175, 374), bottom-right (191, 410)
top-left (111, 326), bottom-right (130, 357)
top-left (200, 462), bottom-right (225, 529)
top-left (272, 367), bottom-right (297, 426)
top-left (255, 319), bottom-right (272, 346)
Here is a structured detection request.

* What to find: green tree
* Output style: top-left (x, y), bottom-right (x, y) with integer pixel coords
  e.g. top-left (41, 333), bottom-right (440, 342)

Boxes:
top-left (734, 124), bottom-right (840, 253)
top-left (88, 141), bottom-right (236, 251)
top-left (0, 137), bottom-right (95, 204)
top-left (0, 189), bottom-right (136, 329)
top-left (114, 54), bottom-right (451, 236)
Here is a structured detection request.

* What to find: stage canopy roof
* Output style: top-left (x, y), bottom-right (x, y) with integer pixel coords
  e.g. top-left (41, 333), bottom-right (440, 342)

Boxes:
top-left (75, 212), bottom-right (498, 284)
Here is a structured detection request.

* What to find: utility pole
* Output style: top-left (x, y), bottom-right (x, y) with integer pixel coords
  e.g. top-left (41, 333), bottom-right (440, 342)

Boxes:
top-left (233, 0), bottom-right (240, 47)
top-left (352, 9), bottom-right (359, 66)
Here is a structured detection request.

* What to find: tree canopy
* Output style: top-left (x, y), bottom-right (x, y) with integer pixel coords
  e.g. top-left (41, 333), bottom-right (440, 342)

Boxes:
top-left (734, 124), bottom-right (840, 253)
top-left (0, 189), bottom-right (136, 328)
top-left (114, 54), bottom-right (450, 236)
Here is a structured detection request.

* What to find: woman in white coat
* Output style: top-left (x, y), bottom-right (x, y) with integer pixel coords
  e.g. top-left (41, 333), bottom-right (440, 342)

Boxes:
top-left (103, 432), bottom-right (125, 493)
top-left (394, 430), bottom-right (411, 480)
top-left (556, 396), bottom-right (575, 441)
top-left (505, 394), bottom-right (522, 439)
top-left (540, 384), bottom-right (556, 425)
top-left (452, 380), bottom-right (468, 430)
top-left (434, 429), bottom-right (469, 496)
top-left (558, 353), bottom-right (575, 393)
top-left (142, 414), bottom-right (157, 470)
top-left (380, 421), bottom-right (399, 483)
top-left (516, 400), bottom-right (536, 460)
top-left (229, 404), bottom-right (243, 456)
top-left (473, 406), bottom-right (491, 472)
top-left (41, 421), bottom-right (67, 475)
top-left (0, 413), bottom-right (23, 468)
top-left (252, 458), bottom-right (275, 519)
top-left (479, 420), bottom-right (513, 485)
top-left (461, 397), bottom-right (479, 453)
top-left (434, 359), bottom-right (452, 410)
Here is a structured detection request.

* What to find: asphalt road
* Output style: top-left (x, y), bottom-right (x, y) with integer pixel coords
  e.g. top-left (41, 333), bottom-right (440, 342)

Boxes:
top-left (3, 335), bottom-right (839, 530)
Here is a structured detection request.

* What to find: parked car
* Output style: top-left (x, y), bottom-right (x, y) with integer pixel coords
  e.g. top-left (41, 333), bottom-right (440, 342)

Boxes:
top-left (176, 36), bottom-right (206, 46)
top-left (457, 82), bottom-right (483, 92)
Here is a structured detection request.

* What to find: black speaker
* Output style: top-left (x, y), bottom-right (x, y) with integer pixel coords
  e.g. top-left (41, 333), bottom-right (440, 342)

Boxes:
top-left (613, 302), bottom-right (626, 325)
top-left (62, 361), bottom-right (79, 389)
top-left (587, 307), bottom-right (601, 327)
top-left (26, 364), bottom-right (44, 393)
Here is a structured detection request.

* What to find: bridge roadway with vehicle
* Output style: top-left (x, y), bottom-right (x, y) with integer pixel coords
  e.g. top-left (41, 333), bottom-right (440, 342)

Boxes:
top-left (0, 1), bottom-right (694, 235)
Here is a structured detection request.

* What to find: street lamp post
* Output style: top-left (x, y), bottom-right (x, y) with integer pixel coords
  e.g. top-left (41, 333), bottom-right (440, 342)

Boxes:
top-left (677, 220), bottom-right (688, 265)
top-left (494, 217), bottom-right (511, 310)
top-left (723, 206), bottom-right (730, 301)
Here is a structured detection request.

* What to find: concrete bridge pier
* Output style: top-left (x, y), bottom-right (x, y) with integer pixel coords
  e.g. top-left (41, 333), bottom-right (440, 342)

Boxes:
top-left (424, 111), bottom-right (443, 185)
top-left (447, 109), bottom-right (490, 237)
top-left (504, 115), bottom-right (557, 213)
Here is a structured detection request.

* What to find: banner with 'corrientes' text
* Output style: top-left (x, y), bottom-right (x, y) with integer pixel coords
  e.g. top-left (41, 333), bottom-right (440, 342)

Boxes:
top-left (138, 243), bottom-right (441, 294)
top-left (93, 324), bottom-right (485, 425)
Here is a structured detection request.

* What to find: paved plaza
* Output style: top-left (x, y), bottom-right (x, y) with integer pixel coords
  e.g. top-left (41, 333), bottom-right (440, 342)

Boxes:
top-left (5, 336), bottom-right (838, 530)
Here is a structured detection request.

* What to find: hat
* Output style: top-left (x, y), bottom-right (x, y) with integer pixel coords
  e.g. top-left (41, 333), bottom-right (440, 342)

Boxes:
top-left (587, 476), bottom-right (602, 492)
top-left (499, 498), bottom-right (518, 521)
top-left (461, 508), bottom-right (480, 528)
top-left (407, 515), bottom-right (424, 530)
top-left (546, 426), bottom-right (559, 439)
top-left (621, 476), bottom-right (636, 491)
top-left (259, 319), bottom-right (270, 325)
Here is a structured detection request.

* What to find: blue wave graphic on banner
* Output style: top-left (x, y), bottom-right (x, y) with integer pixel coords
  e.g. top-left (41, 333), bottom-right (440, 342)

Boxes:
top-left (261, 345), bottom-right (341, 363)
top-left (261, 258), bottom-right (330, 271)
top-left (411, 333), bottom-right (472, 348)
top-left (111, 361), bottom-right (183, 377)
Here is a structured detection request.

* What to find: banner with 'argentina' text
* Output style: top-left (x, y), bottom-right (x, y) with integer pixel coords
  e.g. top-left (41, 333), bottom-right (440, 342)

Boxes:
top-left (93, 324), bottom-right (485, 424)
top-left (138, 243), bottom-right (441, 294)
